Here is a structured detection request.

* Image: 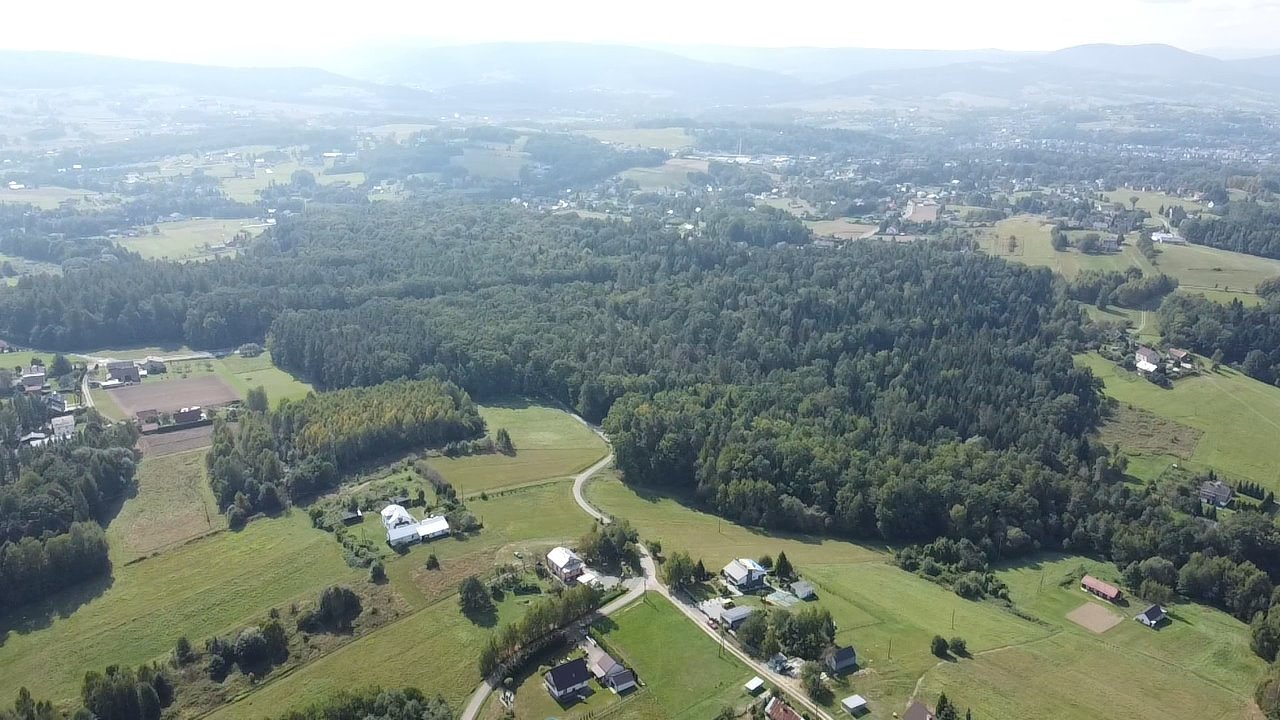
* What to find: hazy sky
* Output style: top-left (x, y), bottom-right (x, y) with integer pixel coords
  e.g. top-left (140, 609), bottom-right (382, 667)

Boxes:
top-left (4, 0), bottom-right (1280, 64)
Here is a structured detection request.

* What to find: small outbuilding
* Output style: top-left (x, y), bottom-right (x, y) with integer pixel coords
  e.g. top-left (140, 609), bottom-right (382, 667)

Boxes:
top-left (721, 605), bottom-right (755, 630)
top-left (903, 701), bottom-right (935, 720)
top-left (840, 694), bottom-right (868, 716)
top-left (339, 509), bottom-right (363, 526)
top-left (744, 676), bottom-right (765, 695)
top-left (790, 580), bottom-right (817, 600)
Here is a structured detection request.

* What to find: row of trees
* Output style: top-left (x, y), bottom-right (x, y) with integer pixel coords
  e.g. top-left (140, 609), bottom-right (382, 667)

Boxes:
top-left (476, 584), bottom-right (601, 677)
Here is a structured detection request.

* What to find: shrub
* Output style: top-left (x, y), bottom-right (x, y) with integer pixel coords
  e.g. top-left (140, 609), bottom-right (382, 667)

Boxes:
top-left (234, 627), bottom-right (269, 665)
top-left (370, 561), bottom-right (386, 583)
top-left (931, 635), bottom-right (949, 658)
top-left (948, 637), bottom-right (967, 657)
top-left (425, 554), bottom-right (440, 570)
top-left (173, 636), bottom-right (194, 665)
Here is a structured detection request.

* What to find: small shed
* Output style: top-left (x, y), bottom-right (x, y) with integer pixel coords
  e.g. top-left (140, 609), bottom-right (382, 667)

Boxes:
top-left (790, 580), bottom-right (817, 600)
top-left (840, 695), bottom-right (868, 716)
top-left (339, 509), bottom-right (362, 526)
top-left (744, 677), bottom-right (765, 695)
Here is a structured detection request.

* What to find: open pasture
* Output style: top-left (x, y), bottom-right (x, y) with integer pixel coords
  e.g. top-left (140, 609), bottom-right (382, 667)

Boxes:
top-left (585, 472), bottom-right (881, 569)
top-left (119, 218), bottom-right (267, 261)
top-left (1078, 352), bottom-right (1280, 490)
top-left (620, 158), bottom-right (708, 191)
top-left (424, 404), bottom-right (607, 494)
top-left (920, 554), bottom-right (1263, 720)
top-left (0, 185), bottom-right (109, 209)
top-left (0, 512), bottom-right (356, 706)
top-left (597, 599), bottom-right (754, 720)
top-left (106, 449), bottom-right (221, 563)
top-left (586, 127), bottom-right (693, 151)
top-left (806, 217), bottom-right (876, 239)
top-left (105, 375), bottom-right (238, 416)
top-left (451, 146), bottom-right (529, 180)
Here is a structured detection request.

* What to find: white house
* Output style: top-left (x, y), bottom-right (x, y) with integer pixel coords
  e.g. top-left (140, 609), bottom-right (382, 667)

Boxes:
top-left (544, 658), bottom-right (590, 701)
top-left (415, 515), bottom-right (451, 541)
top-left (387, 523), bottom-right (420, 547)
top-left (547, 546), bottom-right (585, 582)
top-left (723, 558), bottom-right (768, 590)
top-left (380, 504), bottom-right (415, 530)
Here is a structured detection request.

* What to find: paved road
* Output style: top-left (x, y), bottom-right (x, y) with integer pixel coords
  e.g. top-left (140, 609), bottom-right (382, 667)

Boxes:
top-left (80, 371), bottom-right (95, 410)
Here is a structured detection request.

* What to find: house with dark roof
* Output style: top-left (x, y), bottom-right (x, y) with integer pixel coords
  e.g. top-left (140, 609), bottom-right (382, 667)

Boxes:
top-left (1199, 480), bottom-right (1234, 508)
top-left (107, 361), bottom-right (140, 383)
top-left (1135, 604), bottom-right (1168, 629)
top-left (824, 645), bottom-right (857, 674)
top-left (340, 509), bottom-right (363, 526)
top-left (544, 658), bottom-right (590, 701)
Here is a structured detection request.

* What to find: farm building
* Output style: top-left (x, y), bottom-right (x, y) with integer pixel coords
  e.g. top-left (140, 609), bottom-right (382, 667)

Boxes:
top-left (339, 509), bottom-right (362, 526)
top-left (172, 406), bottom-right (204, 424)
top-left (20, 367), bottom-right (45, 391)
top-left (1081, 575), bottom-right (1122, 603)
top-left (380, 504), bottom-right (450, 547)
top-left (790, 580), bottom-right (816, 600)
top-left (903, 701), bottom-right (935, 720)
top-left (45, 394), bottom-right (67, 413)
top-left (50, 414), bottom-right (75, 440)
top-left (1199, 480), bottom-right (1234, 508)
top-left (547, 546), bottom-right (585, 583)
top-left (141, 357), bottom-right (167, 373)
top-left (544, 658), bottom-right (590, 701)
top-left (1135, 604), bottom-right (1168, 628)
top-left (721, 605), bottom-right (755, 629)
top-left (767, 696), bottom-right (804, 720)
top-left (840, 695), bottom-right (869, 716)
top-left (20, 431), bottom-right (48, 447)
top-left (107, 361), bottom-right (140, 383)
top-left (1168, 348), bottom-right (1194, 369)
top-left (414, 515), bottom-right (451, 541)
top-left (585, 644), bottom-right (637, 694)
top-left (824, 645), bottom-right (857, 673)
top-left (723, 558), bottom-right (768, 590)
top-left (1152, 231), bottom-right (1186, 245)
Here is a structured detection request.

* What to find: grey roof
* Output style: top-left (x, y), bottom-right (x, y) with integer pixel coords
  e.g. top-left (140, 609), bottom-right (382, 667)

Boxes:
top-left (791, 580), bottom-right (817, 599)
top-left (721, 605), bottom-right (755, 624)
top-left (826, 645), bottom-right (857, 669)
top-left (1137, 604), bottom-right (1167, 623)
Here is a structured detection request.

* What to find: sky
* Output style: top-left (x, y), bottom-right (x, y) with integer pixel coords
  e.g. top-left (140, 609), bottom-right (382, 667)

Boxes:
top-left (4, 0), bottom-right (1280, 65)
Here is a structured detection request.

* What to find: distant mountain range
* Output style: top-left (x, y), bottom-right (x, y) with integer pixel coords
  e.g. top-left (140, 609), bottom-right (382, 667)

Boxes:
top-left (9, 42), bottom-right (1280, 115)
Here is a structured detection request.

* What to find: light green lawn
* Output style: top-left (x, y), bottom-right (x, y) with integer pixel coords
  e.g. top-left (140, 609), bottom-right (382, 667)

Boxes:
top-left (921, 555), bottom-right (1262, 720)
top-left (0, 512), bottom-right (357, 706)
top-left (806, 563), bottom-right (1051, 713)
top-left (118, 218), bottom-right (267, 261)
top-left (0, 186), bottom-right (108, 210)
top-left (217, 352), bottom-right (313, 407)
top-left (619, 159), bottom-right (709, 191)
top-left (105, 450), bottom-right (222, 563)
top-left (425, 404), bottom-right (607, 494)
top-left (600, 599), bottom-right (755, 720)
top-left (1102, 189), bottom-right (1210, 216)
top-left (218, 161), bottom-right (365, 203)
top-left (450, 147), bottom-right (529, 181)
top-left (585, 471), bottom-right (881, 570)
top-left (586, 127), bottom-right (693, 151)
top-left (1077, 352), bottom-right (1280, 490)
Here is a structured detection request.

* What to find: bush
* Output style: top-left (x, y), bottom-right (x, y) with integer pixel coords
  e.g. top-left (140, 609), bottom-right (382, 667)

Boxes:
top-left (370, 561), bottom-right (386, 583)
top-left (931, 635), bottom-right (949, 658)
top-left (234, 627), bottom-right (269, 665)
top-left (206, 654), bottom-right (228, 680)
top-left (425, 554), bottom-right (440, 570)
top-left (948, 637), bottom-right (967, 657)
top-left (173, 636), bottom-right (194, 665)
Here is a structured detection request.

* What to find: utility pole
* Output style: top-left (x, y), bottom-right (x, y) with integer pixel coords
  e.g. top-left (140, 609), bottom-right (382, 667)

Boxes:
top-left (951, 609), bottom-right (955, 630)
top-left (887, 637), bottom-right (892, 659)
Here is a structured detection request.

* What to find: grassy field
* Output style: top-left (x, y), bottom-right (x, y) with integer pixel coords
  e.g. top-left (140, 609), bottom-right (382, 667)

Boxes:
top-left (0, 512), bottom-right (357, 706)
top-left (118, 218), bottom-right (267, 261)
top-left (758, 196), bottom-right (819, 217)
top-left (451, 147), bottom-right (529, 181)
top-left (597, 599), bottom-right (756, 720)
top-left (980, 215), bottom-right (1279, 304)
top-left (105, 450), bottom-right (222, 563)
top-left (585, 472), bottom-right (881, 569)
top-left (206, 589), bottom-right (535, 719)
top-left (209, 480), bottom-right (601, 718)
top-left (424, 404), bottom-right (607, 494)
top-left (920, 555), bottom-right (1263, 720)
top-left (0, 186), bottom-right (108, 209)
top-left (91, 350), bottom-right (312, 415)
top-left (620, 159), bottom-right (709, 191)
top-left (805, 562), bottom-right (1051, 714)
top-left (1081, 305), bottom-right (1161, 342)
top-left (218, 162), bottom-right (365, 203)
top-left (1078, 352), bottom-right (1280, 489)
top-left (806, 218), bottom-right (876, 239)
top-left (586, 127), bottom-right (693, 151)
top-left (1102, 189), bottom-right (1210, 217)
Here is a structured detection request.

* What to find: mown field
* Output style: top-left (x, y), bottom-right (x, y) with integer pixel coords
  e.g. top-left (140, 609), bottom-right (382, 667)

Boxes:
top-left (210, 480), bottom-right (599, 718)
top-left (451, 146), bottom-right (529, 181)
top-left (105, 450), bottom-right (222, 563)
top-left (118, 218), bottom-right (267, 261)
top-left (979, 215), bottom-right (1279, 305)
top-left (598, 599), bottom-right (755, 720)
top-left (920, 555), bottom-right (1263, 720)
top-left (619, 158), bottom-right (708, 191)
top-left (0, 185), bottom-right (109, 209)
top-left (424, 404), bottom-right (607, 494)
top-left (585, 471), bottom-right (882, 568)
top-left (0, 512), bottom-right (357, 706)
top-left (1078, 352), bottom-right (1280, 490)
top-left (1102, 189), bottom-right (1211, 218)
top-left (586, 127), bottom-right (693, 151)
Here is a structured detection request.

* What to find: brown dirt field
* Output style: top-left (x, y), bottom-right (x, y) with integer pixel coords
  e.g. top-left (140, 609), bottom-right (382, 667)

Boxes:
top-left (137, 425), bottom-right (214, 457)
top-left (107, 376), bottom-right (238, 416)
top-left (1067, 601), bottom-right (1123, 634)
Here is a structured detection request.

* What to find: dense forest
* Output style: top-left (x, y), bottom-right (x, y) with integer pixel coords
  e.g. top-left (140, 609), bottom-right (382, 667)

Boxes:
top-left (1180, 202), bottom-right (1280, 259)
top-left (1158, 293), bottom-right (1280, 384)
top-left (0, 417), bottom-right (138, 610)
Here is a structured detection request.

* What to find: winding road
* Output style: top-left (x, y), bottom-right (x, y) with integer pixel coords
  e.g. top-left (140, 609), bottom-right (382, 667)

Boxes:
top-left (459, 424), bottom-right (836, 720)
